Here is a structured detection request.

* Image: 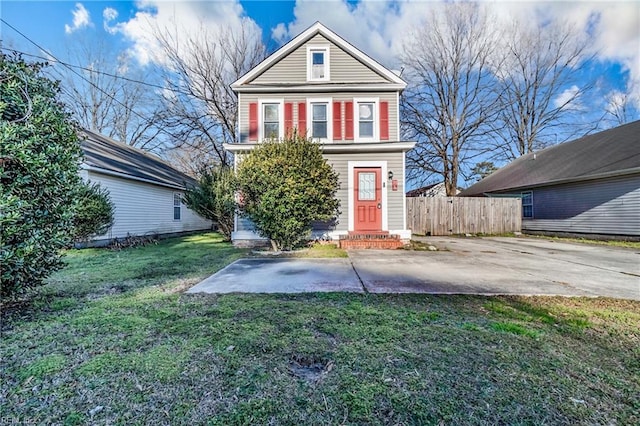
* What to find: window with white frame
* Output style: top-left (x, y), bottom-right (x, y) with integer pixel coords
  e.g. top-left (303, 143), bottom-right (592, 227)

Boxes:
top-left (307, 99), bottom-right (332, 141)
top-left (354, 99), bottom-right (378, 141)
top-left (307, 45), bottom-right (330, 81)
top-left (521, 191), bottom-right (533, 218)
top-left (173, 193), bottom-right (182, 220)
top-left (259, 100), bottom-right (284, 140)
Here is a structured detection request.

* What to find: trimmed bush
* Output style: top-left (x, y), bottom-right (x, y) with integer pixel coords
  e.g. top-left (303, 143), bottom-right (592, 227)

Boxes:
top-left (237, 131), bottom-right (340, 250)
top-left (183, 166), bottom-right (236, 241)
top-left (72, 182), bottom-right (115, 242)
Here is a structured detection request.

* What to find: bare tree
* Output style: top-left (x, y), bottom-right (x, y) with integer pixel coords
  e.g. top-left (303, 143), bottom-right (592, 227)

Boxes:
top-left (602, 86), bottom-right (639, 127)
top-left (152, 19), bottom-right (266, 167)
top-left (53, 36), bottom-right (163, 151)
top-left (163, 142), bottom-right (220, 178)
top-left (400, 2), bottom-right (501, 195)
top-left (492, 21), bottom-right (594, 161)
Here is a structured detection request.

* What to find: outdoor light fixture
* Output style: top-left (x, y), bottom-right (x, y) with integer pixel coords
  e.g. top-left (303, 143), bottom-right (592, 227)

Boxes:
top-left (388, 170), bottom-right (394, 180)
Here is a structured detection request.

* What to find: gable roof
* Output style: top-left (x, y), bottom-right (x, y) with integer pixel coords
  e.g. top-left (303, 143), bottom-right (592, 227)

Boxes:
top-left (460, 120), bottom-right (640, 196)
top-left (80, 129), bottom-right (196, 190)
top-left (231, 21), bottom-right (406, 90)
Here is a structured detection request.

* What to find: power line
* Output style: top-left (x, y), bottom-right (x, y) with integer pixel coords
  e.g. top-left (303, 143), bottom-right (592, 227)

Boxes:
top-left (0, 18), bottom-right (177, 144)
top-left (0, 46), bottom-right (183, 95)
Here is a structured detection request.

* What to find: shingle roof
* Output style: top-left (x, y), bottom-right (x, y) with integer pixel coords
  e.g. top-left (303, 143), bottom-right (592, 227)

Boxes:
top-left (459, 120), bottom-right (640, 196)
top-left (80, 130), bottom-right (196, 190)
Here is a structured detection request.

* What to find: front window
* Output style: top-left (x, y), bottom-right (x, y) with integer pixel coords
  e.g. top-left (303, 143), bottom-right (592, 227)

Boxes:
top-left (312, 103), bottom-right (327, 139)
top-left (521, 191), bottom-right (533, 218)
top-left (263, 103), bottom-right (280, 139)
top-left (358, 102), bottom-right (374, 138)
top-left (173, 193), bottom-right (182, 220)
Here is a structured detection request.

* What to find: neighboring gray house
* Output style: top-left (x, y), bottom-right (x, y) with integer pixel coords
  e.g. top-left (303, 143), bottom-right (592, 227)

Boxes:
top-left (459, 120), bottom-right (640, 238)
top-left (224, 22), bottom-right (416, 247)
top-left (80, 130), bottom-right (211, 244)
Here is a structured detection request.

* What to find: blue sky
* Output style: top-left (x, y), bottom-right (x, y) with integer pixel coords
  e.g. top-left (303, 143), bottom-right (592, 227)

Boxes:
top-left (2, 0), bottom-right (639, 130)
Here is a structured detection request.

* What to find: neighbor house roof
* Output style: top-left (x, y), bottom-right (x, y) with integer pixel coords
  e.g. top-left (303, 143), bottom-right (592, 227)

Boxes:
top-left (460, 120), bottom-right (640, 196)
top-left (231, 21), bottom-right (406, 91)
top-left (406, 182), bottom-right (460, 197)
top-left (80, 129), bottom-right (196, 190)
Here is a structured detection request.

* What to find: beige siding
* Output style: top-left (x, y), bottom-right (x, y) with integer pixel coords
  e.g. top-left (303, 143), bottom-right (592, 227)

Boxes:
top-left (85, 172), bottom-right (212, 240)
top-left (238, 91), bottom-right (399, 143)
top-left (251, 34), bottom-right (389, 85)
top-left (323, 151), bottom-right (406, 231)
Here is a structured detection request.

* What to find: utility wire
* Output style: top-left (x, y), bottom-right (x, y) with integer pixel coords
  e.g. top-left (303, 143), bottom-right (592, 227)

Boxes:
top-left (0, 46), bottom-right (187, 95)
top-left (0, 18), bottom-right (177, 143)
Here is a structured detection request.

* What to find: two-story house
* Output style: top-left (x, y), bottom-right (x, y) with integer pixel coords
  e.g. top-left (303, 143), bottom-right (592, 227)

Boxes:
top-left (225, 22), bottom-right (415, 248)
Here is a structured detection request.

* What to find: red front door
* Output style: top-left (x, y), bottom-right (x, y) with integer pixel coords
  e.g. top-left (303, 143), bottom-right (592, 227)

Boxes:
top-left (354, 168), bottom-right (382, 232)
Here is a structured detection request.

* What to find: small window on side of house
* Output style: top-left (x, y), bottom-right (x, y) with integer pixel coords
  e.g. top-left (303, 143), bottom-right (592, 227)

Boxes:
top-left (521, 191), bottom-right (533, 218)
top-left (174, 193), bottom-right (182, 220)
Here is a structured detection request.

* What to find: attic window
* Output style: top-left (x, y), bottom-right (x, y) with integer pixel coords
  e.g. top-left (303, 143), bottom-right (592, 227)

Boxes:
top-left (307, 45), bottom-right (330, 81)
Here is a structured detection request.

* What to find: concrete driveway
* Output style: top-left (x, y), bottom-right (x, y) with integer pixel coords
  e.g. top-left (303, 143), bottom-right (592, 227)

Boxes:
top-left (187, 237), bottom-right (640, 300)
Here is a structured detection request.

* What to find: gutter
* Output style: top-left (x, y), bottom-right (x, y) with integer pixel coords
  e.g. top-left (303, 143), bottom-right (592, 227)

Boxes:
top-left (224, 141), bottom-right (416, 153)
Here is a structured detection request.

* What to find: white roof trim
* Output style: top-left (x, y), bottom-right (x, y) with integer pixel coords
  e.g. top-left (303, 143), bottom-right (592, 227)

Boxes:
top-left (224, 141), bottom-right (416, 154)
top-left (232, 22), bottom-right (406, 89)
top-left (233, 83), bottom-right (406, 93)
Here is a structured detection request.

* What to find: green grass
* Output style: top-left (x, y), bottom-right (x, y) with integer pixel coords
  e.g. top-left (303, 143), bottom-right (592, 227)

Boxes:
top-left (254, 242), bottom-right (349, 258)
top-left (1, 232), bottom-right (639, 425)
top-left (296, 243), bottom-right (349, 258)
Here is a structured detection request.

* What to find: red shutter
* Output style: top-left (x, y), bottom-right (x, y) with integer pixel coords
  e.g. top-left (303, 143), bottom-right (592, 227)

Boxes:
top-left (284, 102), bottom-right (293, 136)
top-left (333, 101), bottom-right (342, 140)
top-left (380, 101), bottom-right (389, 140)
top-left (345, 101), bottom-right (354, 140)
top-left (298, 102), bottom-right (307, 137)
top-left (249, 102), bottom-right (258, 141)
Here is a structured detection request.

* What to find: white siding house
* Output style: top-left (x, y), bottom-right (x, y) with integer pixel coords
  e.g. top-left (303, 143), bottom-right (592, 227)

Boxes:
top-left (80, 130), bottom-right (211, 244)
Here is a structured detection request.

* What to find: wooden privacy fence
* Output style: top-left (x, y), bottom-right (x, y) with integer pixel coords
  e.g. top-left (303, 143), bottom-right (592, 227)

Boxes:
top-left (406, 197), bottom-right (522, 236)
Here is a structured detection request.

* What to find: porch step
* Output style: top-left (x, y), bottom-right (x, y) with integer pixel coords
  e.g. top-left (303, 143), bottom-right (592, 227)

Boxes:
top-left (339, 232), bottom-right (406, 250)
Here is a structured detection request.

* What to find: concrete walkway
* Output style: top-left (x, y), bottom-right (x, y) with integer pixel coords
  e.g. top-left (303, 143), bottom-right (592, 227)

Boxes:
top-left (187, 237), bottom-right (640, 300)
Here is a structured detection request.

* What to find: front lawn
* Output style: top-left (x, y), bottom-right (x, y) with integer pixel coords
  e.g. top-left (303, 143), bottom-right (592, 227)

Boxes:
top-left (1, 232), bottom-right (638, 425)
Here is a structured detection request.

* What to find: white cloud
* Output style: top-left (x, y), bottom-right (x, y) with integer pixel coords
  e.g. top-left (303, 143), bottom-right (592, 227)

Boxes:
top-left (103, 7), bottom-right (118, 21)
top-left (554, 85), bottom-right (583, 110)
top-left (64, 3), bottom-right (91, 34)
top-left (104, 0), bottom-right (638, 105)
top-left (105, 0), bottom-right (262, 66)
top-left (103, 7), bottom-right (119, 34)
top-left (272, 0), bottom-right (639, 101)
